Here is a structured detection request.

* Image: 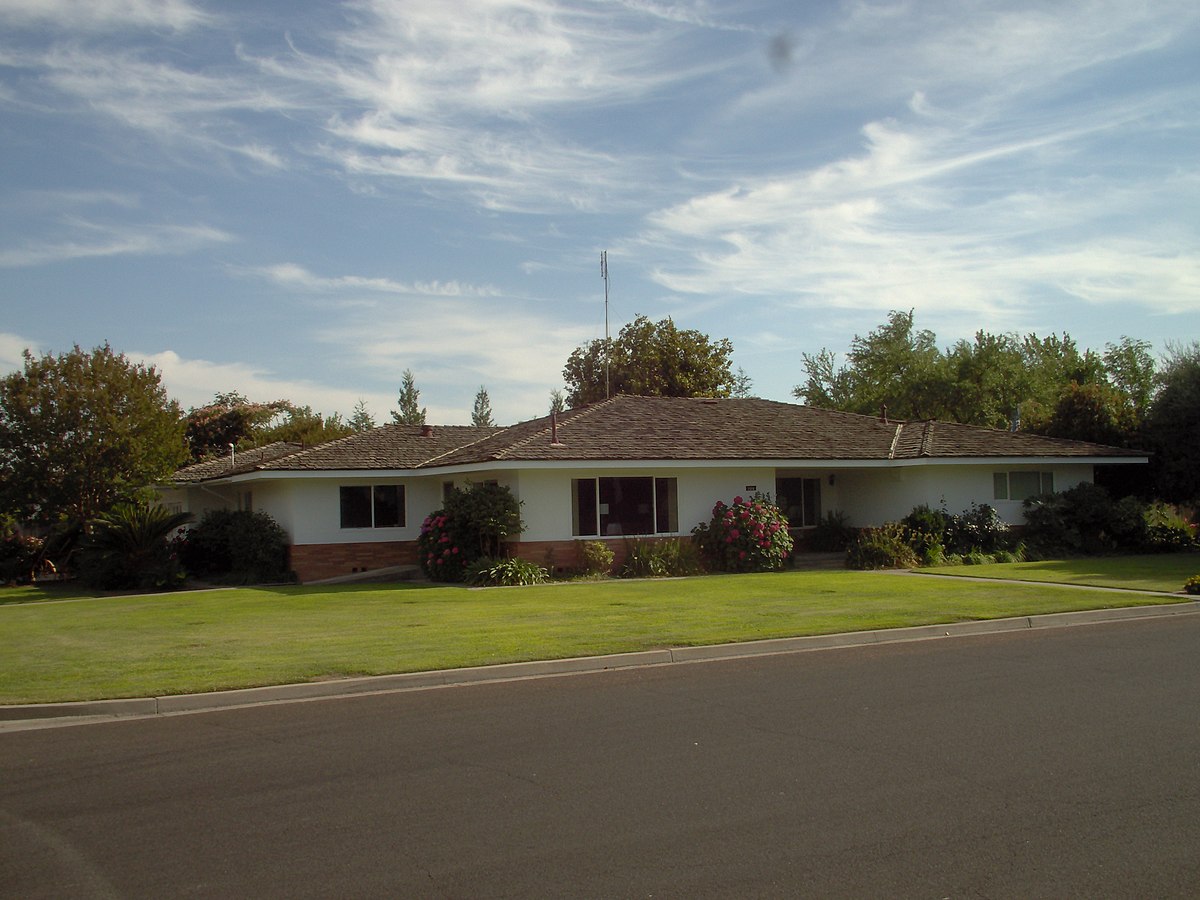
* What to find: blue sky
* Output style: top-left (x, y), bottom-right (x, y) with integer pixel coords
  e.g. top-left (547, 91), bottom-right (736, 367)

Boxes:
top-left (1, 0), bottom-right (1197, 425)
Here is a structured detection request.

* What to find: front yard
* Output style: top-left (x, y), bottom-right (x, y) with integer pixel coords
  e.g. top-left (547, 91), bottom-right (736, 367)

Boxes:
top-left (3, 556), bottom-right (1194, 705)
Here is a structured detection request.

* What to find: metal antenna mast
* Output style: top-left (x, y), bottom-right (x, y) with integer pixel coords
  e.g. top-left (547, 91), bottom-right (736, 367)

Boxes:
top-left (600, 250), bottom-right (610, 399)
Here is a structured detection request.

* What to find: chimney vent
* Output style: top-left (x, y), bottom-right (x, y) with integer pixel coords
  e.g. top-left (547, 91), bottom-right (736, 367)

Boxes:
top-left (879, 404), bottom-right (889, 425)
top-left (550, 411), bottom-right (565, 447)
top-left (420, 424), bottom-right (434, 437)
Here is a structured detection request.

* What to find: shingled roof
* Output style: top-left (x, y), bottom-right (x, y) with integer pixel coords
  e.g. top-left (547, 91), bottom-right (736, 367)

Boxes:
top-left (170, 396), bottom-right (1142, 483)
top-left (170, 441), bottom-right (305, 483)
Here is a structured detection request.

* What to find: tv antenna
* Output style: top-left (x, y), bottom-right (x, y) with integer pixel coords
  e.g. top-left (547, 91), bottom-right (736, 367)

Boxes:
top-left (600, 250), bottom-right (610, 399)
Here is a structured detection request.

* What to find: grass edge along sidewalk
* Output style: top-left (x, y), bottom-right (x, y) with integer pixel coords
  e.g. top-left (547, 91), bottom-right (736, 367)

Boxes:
top-left (1, 561), bottom-right (1194, 707)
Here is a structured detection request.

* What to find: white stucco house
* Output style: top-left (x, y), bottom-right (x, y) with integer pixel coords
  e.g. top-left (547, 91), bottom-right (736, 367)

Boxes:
top-left (159, 395), bottom-right (1147, 581)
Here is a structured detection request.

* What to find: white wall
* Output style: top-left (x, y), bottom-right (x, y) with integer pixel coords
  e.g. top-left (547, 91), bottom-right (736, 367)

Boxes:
top-left (835, 463), bottom-right (1095, 526)
top-left (182, 460), bottom-right (1099, 548)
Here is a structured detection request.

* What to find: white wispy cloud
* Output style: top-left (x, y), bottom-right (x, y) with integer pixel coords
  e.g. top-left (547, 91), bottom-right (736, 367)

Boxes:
top-left (0, 221), bottom-right (232, 267)
top-left (249, 263), bottom-right (503, 298)
top-left (0, 0), bottom-right (210, 31)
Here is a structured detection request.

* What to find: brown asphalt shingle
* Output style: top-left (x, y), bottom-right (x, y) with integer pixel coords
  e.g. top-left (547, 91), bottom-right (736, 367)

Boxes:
top-left (170, 396), bottom-right (1143, 483)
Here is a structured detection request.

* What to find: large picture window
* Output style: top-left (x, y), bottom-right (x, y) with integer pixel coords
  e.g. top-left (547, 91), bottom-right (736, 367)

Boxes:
top-left (340, 485), bottom-right (405, 529)
top-left (572, 477), bottom-right (678, 536)
top-left (993, 471), bottom-right (1053, 502)
top-left (775, 477), bottom-right (821, 528)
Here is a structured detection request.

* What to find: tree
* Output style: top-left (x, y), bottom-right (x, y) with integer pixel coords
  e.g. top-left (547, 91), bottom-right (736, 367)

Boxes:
top-left (562, 314), bottom-right (736, 406)
top-left (1039, 381), bottom-right (1138, 447)
top-left (349, 399), bottom-right (376, 432)
top-left (549, 389), bottom-right (566, 416)
top-left (256, 405), bottom-right (353, 446)
top-left (471, 386), bottom-right (495, 427)
top-left (392, 369), bottom-right (426, 425)
top-left (0, 344), bottom-right (188, 525)
top-left (1145, 341), bottom-right (1200, 503)
top-left (1103, 337), bottom-right (1158, 424)
top-left (185, 392), bottom-right (290, 460)
top-left (793, 310), bottom-right (945, 420)
top-left (731, 366), bottom-right (755, 399)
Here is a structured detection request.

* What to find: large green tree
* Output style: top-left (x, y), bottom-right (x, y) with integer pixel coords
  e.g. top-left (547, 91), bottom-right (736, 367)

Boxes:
top-left (1145, 341), bottom-right (1200, 503)
top-left (562, 314), bottom-right (736, 406)
top-left (793, 310), bottom-right (945, 420)
top-left (0, 344), bottom-right (188, 525)
top-left (186, 393), bottom-right (353, 458)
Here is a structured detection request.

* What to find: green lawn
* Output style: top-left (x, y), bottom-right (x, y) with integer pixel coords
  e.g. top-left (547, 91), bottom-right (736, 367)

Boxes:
top-left (919, 553), bottom-right (1200, 593)
top-left (1, 566), bottom-right (1190, 705)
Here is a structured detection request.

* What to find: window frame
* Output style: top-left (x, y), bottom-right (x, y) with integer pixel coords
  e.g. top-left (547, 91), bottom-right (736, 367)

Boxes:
top-left (993, 471), bottom-right (1054, 502)
top-left (571, 476), bottom-right (679, 537)
top-left (339, 484), bottom-right (406, 529)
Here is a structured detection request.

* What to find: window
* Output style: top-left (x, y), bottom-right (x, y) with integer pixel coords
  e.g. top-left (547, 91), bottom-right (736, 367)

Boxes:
top-left (775, 477), bottom-right (821, 527)
top-left (993, 471), bottom-right (1054, 502)
top-left (572, 477), bottom-right (678, 536)
top-left (340, 485), bottom-right (405, 528)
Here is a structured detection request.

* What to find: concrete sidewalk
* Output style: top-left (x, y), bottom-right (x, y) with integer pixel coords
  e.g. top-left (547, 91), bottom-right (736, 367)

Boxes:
top-left (3, 599), bottom-right (1196, 731)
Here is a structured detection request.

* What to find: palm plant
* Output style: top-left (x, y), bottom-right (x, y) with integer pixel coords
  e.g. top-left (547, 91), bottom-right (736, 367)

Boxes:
top-left (77, 502), bottom-right (193, 590)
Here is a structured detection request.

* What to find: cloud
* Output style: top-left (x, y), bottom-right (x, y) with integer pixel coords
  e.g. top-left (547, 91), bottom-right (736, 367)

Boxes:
top-left (0, 221), bottom-right (232, 267)
top-left (139, 349), bottom-right (401, 421)
top-left (0, 0), bottom-right (210, 31)
top-left (246, 263), bottom-right (503, 298)
top-left (0, 332), bottom-right (37, 374)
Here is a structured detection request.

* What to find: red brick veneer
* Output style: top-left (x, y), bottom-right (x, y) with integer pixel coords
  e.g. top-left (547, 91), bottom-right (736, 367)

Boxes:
top-left (290, 541), bottom-right (420, 582)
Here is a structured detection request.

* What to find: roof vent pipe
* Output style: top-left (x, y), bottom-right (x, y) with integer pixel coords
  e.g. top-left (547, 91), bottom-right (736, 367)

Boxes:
top-left (550, 411), bottom-right (564, 448)
top-left (880, 404), bottom-right (889, 425)
top-left (229, 443), bottom-right (235, 467)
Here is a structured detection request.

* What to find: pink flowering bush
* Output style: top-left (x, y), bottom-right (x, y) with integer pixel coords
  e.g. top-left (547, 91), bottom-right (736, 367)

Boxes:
top-left (417, 512), bottom-right (471, 581)
top-left (417, 482), bottom-right (524, 582)
top-left (692, 495), bottom-right (794, 573)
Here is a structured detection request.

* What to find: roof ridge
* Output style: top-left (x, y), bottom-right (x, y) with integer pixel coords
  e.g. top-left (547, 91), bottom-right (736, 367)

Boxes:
top-left (417, 425), bottom-right (509, 467)
top-left (887, 423), bottom-right (903, 460)
top-left (920, 420), bottom-right (934, 457)
top-left (492, 397), bottom-right (616, 459)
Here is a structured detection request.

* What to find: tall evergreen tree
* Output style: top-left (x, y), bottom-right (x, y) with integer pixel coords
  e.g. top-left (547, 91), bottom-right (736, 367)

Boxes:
top-left (549, 389), bottom-right (566, 416)
top-left (471, 386), bottom-right (495, 427)
top-left (349, 399), bottom-right (376, 432)
top-left (391, 369), bottom-right (426, 425)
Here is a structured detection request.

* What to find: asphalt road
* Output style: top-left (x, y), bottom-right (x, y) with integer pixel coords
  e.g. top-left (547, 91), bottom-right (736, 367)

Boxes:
top-left (3, 615), bottom-right (1198, 898)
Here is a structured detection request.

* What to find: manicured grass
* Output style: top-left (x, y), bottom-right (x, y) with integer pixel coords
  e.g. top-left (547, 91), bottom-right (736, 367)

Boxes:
top-left (918, 553), bottom-right (1200, 594)
top-left (0, 569), bottom-right (1189, 704)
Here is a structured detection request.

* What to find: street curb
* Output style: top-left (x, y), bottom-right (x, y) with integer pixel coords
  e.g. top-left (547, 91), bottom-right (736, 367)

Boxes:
top-left (3, 601), bottom-right (1197, 726)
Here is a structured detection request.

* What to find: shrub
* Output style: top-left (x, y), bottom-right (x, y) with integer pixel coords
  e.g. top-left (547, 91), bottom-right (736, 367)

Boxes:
top-left (179, 509), bottom-right (291, 583)
top-left (620, 538), bottom-right (702, 578)
top-left (0, 526), bottom-right (43, 585)
top-left (577, 540), bottom-right (615, 576)
top-left (1184, 575), bottom-right (1200, 595)
top-left (465, 556), bottom-right (548, 586)
top-left (807, 510), bottom-right (856, 552)
top-left (1024, 483), bottom-right (1154, 556)
top-left (946, 503), bottom-right (1010, 554)
top-left (76, 502), bottom-right (192, 590)
top-left (692, 495), bottom-right (794, 573)
top-left (418, 483), bottom-right (524, 582)
top-left (1143, 503), bottom-right (1198, 552)
top-left (846, 523), bottom-right (919, 570)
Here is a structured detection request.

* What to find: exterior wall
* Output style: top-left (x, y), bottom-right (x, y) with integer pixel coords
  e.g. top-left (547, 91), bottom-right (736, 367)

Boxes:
top-left (174, 460), bottom-right (1102, 581)
top-left (835, 463), bottom-right (1095, 527)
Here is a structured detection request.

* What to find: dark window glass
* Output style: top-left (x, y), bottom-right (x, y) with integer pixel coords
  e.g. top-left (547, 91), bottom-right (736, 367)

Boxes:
top-left (655, 478), bottom-right (678, 533)
top-left (373, 485), bottom-right (403, 528)
top-left (1009, 471), bottom-right (1042, 502)
top-left (340, 486), bottom-right (372, 528)
top-left (775, 477), bottom-right (821, 527)
top-left (573, 479), bottom-right (598, 536)
top-left (600, 477), bottom-right (654, 536)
